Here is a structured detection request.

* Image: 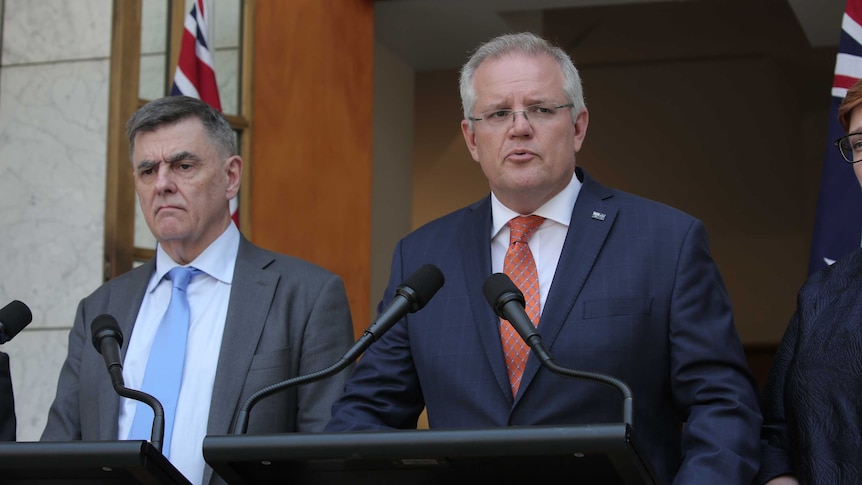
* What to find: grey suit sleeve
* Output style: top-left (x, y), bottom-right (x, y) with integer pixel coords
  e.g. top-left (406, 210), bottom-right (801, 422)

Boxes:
top-left (294, 273), bottom-right (356, 432)
top-left (41, 299), bottom-right (87, 441)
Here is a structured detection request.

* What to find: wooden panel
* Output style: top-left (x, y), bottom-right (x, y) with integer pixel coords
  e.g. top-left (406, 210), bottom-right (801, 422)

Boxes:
top-left (250, 0), bottom-right (374, 337)
top-left (105, 0), bottom-right (142, 280)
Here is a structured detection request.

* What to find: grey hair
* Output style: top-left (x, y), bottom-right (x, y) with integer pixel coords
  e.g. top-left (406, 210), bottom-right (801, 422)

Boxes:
top-left (125, 95), bottom-right (237, 161)
top-left (459, 32), bottom-right (585, 130)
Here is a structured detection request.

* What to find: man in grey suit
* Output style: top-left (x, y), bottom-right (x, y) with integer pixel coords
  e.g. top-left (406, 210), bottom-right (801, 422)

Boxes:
top-left (41, 95), bottom-right (356, 485)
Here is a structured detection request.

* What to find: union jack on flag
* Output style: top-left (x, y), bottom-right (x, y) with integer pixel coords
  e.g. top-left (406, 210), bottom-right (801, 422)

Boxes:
top-left (171, 0), bottom-right (239, 224)
top-left (172, 0), bottom-right (221, 110)
top-left (808, 0), bottom-right (862, 275)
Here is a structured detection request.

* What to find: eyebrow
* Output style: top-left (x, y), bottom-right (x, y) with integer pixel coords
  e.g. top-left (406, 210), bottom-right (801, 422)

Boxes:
top-left (135, 150), bottom-right (201, 171)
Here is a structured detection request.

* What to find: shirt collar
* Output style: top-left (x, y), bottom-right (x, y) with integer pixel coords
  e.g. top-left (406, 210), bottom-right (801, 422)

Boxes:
top-left (149, 223), bottom-right (241, 292)
top-left (490, 170), bottom-right (582, 238)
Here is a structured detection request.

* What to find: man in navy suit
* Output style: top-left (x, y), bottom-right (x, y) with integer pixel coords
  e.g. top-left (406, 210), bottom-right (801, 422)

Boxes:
top-left (326, 32), bottom-right (761, 484)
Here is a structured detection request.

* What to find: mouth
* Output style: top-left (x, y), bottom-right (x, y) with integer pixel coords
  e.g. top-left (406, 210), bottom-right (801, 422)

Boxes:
top-left (505, 148), bottom-right (537, 162)
top-left (155, 205), bottom-right (183, 215)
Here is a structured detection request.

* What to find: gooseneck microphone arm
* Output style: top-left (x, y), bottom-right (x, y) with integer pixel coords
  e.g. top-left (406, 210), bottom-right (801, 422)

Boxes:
top-left (231, 263), bottom-right (446, 435)
top-left (90, 314), bottom-right (166, 452)
top-left (231, 345), bottom-right (357, 435)
top-left (483, 273), bottom-right (634, 427)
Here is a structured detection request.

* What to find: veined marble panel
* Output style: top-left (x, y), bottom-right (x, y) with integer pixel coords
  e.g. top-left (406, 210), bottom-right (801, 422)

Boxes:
top-left (1, 0), bottom-right (112, 66)
top-left (0, 60), bottom-right (109, 329)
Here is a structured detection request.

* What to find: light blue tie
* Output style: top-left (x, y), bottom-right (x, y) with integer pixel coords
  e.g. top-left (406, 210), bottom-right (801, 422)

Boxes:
top-left (129, 266), bottom-right (200, 456)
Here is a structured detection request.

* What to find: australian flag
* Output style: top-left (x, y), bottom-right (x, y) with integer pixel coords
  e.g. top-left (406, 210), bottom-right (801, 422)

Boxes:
top-left (170, 0), bottom-right (239, 225)
top-left (171, 0), bottom-right (221, 111)
top-left (808, 0), bottom-right (862, 275)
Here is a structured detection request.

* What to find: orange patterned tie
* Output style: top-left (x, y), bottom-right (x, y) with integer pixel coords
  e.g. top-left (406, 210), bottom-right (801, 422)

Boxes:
top-left (501, 215), bottom-right (545, 396)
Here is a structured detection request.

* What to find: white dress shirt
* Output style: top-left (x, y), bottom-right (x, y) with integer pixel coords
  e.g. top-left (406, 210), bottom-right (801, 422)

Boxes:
top-left (490, 170), bottom-right (582, 313)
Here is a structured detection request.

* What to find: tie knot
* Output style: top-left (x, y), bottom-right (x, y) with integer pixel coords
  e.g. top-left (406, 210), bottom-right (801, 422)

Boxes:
top-left (166, 266), bottom-right (200, 292)
top-left (508, 215), bottom-right (545, 243)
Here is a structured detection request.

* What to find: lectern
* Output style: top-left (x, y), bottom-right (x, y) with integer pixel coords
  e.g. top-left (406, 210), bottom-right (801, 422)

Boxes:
top-left (203, 423), bottom-right (662, 485)
top-left (0, 440), bottom-right (192, 484)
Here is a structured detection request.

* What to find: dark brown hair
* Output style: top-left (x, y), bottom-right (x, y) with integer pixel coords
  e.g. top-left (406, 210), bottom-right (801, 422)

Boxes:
top-left (838, 78), bottom-right (862, 132)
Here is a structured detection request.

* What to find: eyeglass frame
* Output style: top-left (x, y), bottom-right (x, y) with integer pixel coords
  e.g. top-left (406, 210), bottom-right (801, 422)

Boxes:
top-left (467, 103), bottom-right (576, 125)
top-left (833, 133), bottom-right (862, 164)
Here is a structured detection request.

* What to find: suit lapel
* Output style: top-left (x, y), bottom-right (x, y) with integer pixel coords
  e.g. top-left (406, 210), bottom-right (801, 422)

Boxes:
top-left (458, 198), bottom-right (515, 400)
top-left (519, 169), bottom-right (618, 391)
top-left (207, 237), bottom-right (278, 436)
top-left (96, 261), bottom-right (152, 440)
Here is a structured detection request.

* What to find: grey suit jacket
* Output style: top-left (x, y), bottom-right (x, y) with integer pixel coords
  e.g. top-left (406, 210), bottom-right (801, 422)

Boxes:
top-left (41, 235), bottom-right (356, 485)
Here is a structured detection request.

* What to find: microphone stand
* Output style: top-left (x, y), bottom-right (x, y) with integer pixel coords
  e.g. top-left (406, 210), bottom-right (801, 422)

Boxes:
top-left (106, 365), bottom-right (166, 452)
top-left (231, 335), bottom-right (369, 435)
top-left (523, 335), bottom-right (634, 426)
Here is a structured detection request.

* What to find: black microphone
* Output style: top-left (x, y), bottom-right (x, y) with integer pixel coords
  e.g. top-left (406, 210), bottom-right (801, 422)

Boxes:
top-left (90, 314), bottom-right (166, 452)
top-left (231, 263), bottom-right (445, 434)
top-left (0, 300), bottom-right (32, 344)
top-left (482, 273), bottom-right (634, 426)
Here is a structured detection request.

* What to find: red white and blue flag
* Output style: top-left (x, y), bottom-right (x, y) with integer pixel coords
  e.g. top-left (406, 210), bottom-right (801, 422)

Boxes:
top-left (808, 0), bottom-right (862, 275)
top-left (171, 0), bottom-right (239, 224)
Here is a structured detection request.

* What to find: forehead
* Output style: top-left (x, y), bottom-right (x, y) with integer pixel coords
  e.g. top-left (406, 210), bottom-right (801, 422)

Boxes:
top-left (850, 105), bottom-right (862, 132)
top-left (133, 117), bottom-right (212, 161)
top-left (473, 53), bottom-right (563, 103)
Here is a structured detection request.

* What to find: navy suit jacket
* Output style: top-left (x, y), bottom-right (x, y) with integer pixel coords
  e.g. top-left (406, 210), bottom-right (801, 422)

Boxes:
top-left (327, 168), bottom-right (761, 484)
top-left (42, 235), bottom-right (356, 485)
top-left (0, 351), bottom-right (15, 441)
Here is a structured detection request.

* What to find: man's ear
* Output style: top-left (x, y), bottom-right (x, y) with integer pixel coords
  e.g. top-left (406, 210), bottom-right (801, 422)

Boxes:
top-left (461, 119), bottom-right (480, 162)
top-left (572, 107), bottom-right (589, 152)
top-left (225, 155), bottom-right (243, 199)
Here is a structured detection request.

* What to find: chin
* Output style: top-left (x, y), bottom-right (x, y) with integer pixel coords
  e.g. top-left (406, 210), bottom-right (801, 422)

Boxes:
top-left (153, 224), bottom-right (190, 242)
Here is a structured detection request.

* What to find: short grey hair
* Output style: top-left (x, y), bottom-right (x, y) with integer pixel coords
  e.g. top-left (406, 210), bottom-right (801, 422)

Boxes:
top-left (125, 95), bottom-right (237, 161)
top-left (459, 32), bottom-right (585, 130)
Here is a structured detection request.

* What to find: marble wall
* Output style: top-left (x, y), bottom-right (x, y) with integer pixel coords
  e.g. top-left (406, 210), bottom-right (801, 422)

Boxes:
top-left (0, 0), bottom-right (112, 441)
top-left (0, 0), bottom-right (242, 442)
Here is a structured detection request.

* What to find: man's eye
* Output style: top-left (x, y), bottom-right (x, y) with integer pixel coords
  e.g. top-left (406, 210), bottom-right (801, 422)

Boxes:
top-left (178, 163), bottom-right (193, 170)
top-left (532, 106), bottom-right (553, 114)
top-left (488, 110), bottom-right (511, 119)
top-left (140, 168), bottom-right (154, 176)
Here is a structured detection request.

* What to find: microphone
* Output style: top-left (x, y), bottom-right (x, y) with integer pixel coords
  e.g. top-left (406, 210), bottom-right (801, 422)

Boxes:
top-left (90, 314), bottom-right (166, 452)
top-left (231, 263), bottom-right (445, 434)
top-left (482, 273), bottom-right (634, 426)
top-left (0, 300), bottom-right (32, 344)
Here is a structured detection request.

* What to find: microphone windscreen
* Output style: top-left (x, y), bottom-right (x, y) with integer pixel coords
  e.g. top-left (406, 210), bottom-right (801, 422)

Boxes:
top-left (91, 314), bottom-right (123, 351)
top-left (0, 300), bottom-right (33, 341)
top-left (482, 273), bottom-right (525, 317)
top-left (401, 264), bottom-right (445, 311)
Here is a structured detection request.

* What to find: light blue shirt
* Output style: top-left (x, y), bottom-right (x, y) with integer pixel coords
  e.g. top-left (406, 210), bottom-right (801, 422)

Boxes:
top-left (119, 222), bottom-right (239, 485)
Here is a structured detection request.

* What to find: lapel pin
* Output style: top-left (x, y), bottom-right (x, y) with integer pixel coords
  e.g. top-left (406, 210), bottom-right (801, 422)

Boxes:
top-left (591, 211), bottom-right (606, 221)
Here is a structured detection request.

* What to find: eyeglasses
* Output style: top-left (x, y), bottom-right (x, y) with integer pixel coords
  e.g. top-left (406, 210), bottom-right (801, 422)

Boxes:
top-left (468, 103), bottom-right (575, 127)
top-left (834, 133), bottom-right (862, 163)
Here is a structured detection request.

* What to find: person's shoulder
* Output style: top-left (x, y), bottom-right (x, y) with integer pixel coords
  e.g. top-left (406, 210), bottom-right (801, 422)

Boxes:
top-left (582, 172), bottom-right (697, 223)
top-left (240, 238), bottom-right (340, 278)
top-left (405, 198), bottom-right (486, 238)
top-left (801, 247), bottom-right (862, 292)
top-left (85, 263), bottom-right (153, 298)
